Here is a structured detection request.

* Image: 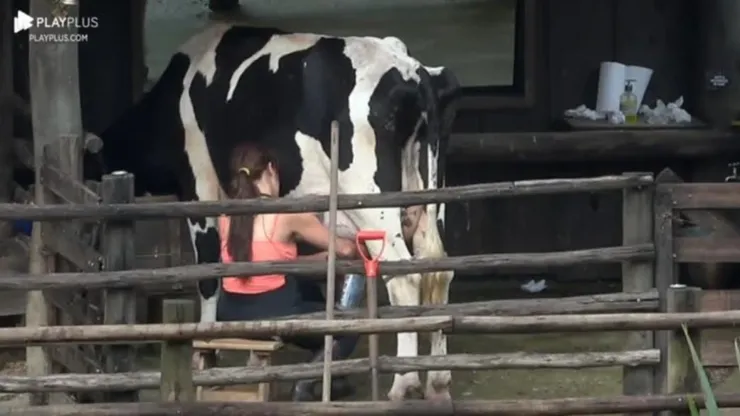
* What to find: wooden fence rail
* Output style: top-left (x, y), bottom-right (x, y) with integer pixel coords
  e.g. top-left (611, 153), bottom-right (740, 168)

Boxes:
top-left (11, 393), bottom-right (740, 416)
top-left (0, 173), bottom-right (652, 221)
top-left (282, 290), bottom-right (659, 320)
top-left (0, 244), bottom-right (654, 291)
top-left (0, 350), bottom-right (660, 392)
top-left (1, 311), bottom-right (739, 345)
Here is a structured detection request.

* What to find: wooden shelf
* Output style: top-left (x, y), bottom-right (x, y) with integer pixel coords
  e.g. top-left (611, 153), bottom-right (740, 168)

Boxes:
top-left (447, 128), bottom-right (740, 162)
top-left (564, 118), bottom-right (706, 130)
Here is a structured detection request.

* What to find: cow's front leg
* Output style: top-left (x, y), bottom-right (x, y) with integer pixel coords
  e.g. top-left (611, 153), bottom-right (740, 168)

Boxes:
top-left (186, 217), bottom-right (221, 323)
top-left (413, 209), bottom-right (454, 401)
top-left (422, 270), bottom-right (453, 401)
top-left (353, 207), bottom-right (422, 401)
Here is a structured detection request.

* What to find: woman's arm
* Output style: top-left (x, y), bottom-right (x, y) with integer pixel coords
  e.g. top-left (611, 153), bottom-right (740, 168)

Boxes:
top-left (287, 213), bottom-right (357, 258)
top-left (299, 251), bottom-right (329, 260)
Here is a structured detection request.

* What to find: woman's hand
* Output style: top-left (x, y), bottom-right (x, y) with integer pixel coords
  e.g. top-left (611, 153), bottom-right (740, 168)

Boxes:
top-left (336, 238), bottom-right (358, 259)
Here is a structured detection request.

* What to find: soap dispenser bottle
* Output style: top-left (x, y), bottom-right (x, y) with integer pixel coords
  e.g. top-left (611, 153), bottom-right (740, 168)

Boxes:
top-left (619, 79), bottom-right (638, 123)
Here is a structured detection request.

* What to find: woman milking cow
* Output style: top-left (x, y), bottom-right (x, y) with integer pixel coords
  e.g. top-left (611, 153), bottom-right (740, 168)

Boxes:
top-left (216, 142), bottom-right (420, 401)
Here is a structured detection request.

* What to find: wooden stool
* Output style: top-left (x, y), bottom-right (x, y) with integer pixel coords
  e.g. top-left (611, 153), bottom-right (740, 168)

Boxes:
top-left (193, 338), bottom-right (283, 401)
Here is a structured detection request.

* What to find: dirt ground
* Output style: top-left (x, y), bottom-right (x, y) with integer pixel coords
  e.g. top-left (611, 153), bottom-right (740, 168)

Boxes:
top-left (0, 281), bottom-right (739, 414)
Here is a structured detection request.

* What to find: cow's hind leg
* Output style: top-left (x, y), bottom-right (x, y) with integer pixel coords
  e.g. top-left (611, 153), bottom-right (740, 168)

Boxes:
top-left (186, 216), bottom-right (221, 368)
top-left (348, 206), bottom-right (423, 400)
top-left (186, 217), bottom-right (222, 324)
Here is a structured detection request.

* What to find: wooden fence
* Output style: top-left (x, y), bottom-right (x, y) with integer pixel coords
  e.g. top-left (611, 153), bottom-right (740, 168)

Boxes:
top-left (2, 157), bottom-right (740, 413)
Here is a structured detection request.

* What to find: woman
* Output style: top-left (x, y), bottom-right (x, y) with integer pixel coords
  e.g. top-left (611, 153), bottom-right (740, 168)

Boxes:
top-left (216, 142), bottom-right (362, 401)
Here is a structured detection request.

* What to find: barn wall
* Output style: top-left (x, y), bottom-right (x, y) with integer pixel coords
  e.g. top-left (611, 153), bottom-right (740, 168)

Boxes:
top-left (8, 0), bottom-right (706, 288)
top-left (447, 0), bottom-right (703, 283)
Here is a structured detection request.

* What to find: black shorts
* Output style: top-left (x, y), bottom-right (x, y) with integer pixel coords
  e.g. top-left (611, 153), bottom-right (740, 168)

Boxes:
top-left (216, 276), bottom-right (325, 351)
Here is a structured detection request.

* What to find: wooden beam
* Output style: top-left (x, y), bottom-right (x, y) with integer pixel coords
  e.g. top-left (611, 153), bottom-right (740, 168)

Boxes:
top-left (41, 158), bottom-right (101, 205)
top-left (660, 286), bottom-right (701, 409)
top-left (448, 130), bottom-right (740, 162)
top-left (663, 183), bottom-right (740, 210)
top-left (27, 0), bottom-right (85, 405)
top-left (101, 172), bottom-right (138, 402)
top-left (0, 173), bottom-right (655, 221)
top-left (7, 183), bottom-right (102, 270)
top-left (620, 172), bottom-right (655, 403)
top-left (42, 222), bottom-right (102, 272)
top-left (674, 236), bottom-right (740, 263)
top-left (656, 168), bottom-right (740, 236)
top-left (160, 299), bottom-right (195, 402)
top-left (0, 244), bottom-right (655, 291)
top-left (10, 394), bottom-right (740, 416)
top-left (0, 0), bottom-right (13, 241)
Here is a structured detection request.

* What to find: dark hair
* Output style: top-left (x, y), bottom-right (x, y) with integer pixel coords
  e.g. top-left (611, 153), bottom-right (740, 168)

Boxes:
top-left (226, 142), bottom-right (278, 263)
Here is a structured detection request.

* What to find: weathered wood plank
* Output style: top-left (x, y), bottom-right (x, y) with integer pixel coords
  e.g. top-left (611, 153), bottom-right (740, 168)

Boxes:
top-left (0, 0), bottom-right (13, 243)
top-left (42, 222), bottom-right (102, 272)
top-left (0, 174), bottom-right (654, 221)
top-left (0, 244), bottom-right (655, 291)
top-left (699, 289), bottom-right (740, 367)
top-left (0, 350), bottom-right (660, 392)
top-left (661, 286), bottom-right (701, 416)
top-left (654, 168), bottom-right (740, 236)
top-left (674, 236), bottom-right (740, 263)
top-left (664, 183), bottom-right (740, 210)
top-left (621, 172), bottom-right (655, 408)
top-left (160, 299), bottom-right (195, 402)
top-left (1, 313), bottom-right (740, 345)
top-left (9, 393), bottom-right (740, 416)
top-left (41, 162), bottom-right (101, 205)
top-left (101, 172), bottom-right (138, 403)
top-left (448, 130), bottom-right (740, 162)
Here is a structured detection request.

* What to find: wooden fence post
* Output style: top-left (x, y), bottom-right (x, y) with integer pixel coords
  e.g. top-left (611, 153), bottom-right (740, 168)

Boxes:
top-left (101, 171), bottom-right (138, 402)
top-left (160, 299), bottom-right (195, 402)
top-left (25, 0), bottom-right (86, 402)
top-left (654, 172), bottom-right (678, 406)
top-left (621, 172), bottom-right (655, 413)
top-left (662, 285), bottom-right (701, 416)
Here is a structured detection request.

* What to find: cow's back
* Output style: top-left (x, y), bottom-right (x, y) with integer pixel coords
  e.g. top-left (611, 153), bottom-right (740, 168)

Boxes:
top-left (179, 24), bottom-right (365, 196)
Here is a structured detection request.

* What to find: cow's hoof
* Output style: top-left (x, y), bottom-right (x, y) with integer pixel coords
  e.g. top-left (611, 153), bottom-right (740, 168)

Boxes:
top-left (387, 387), bottom-right (406, 401)
top-left (388, 372), bottom-right (422, 401)
top-left (424, 387), bottom-right (452, 402)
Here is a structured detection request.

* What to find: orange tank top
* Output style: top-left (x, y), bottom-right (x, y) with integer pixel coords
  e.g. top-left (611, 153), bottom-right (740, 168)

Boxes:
top-left (220, 214), bottom-right (297, 294)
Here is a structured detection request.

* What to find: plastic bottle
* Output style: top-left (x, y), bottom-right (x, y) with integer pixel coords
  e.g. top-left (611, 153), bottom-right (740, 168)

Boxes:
top-left (619, 79), bottom-right (638, 124)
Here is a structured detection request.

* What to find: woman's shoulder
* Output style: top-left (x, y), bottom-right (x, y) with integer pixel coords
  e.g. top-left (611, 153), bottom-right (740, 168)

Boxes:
top-left (281, 212), bottom-right (322, 230)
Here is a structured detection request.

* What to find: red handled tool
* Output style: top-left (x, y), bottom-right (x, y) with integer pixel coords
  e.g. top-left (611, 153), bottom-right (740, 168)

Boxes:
top-left (356, 230), bottom-right (386, 278)
top-left (355, 229), bottom-right (385, 401)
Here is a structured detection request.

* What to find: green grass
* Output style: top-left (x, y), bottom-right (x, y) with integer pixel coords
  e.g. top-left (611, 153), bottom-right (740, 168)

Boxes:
top-left (683, 324), bottom-right (719, 416)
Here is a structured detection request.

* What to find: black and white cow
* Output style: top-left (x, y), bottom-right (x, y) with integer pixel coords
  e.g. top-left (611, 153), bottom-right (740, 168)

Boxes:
top-left (88, 23), bottom-right (460, 401)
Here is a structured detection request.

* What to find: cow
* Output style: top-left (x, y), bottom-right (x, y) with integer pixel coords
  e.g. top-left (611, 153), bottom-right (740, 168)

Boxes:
top-left (86, 22), bottom-right (460, 401)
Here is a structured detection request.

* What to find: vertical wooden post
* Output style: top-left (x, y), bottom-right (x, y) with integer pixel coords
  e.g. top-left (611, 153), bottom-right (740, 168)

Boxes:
top-left (654, 172), bottom-right (678, 405)
top-left (26, 0), bottom-right (84, 405)
top-left (0, 0), bottom-right (13, 240)
top-left (160, 299), bottom-right (195, 402)
top-left (621, 172), bottom-right (655, 414)
top-left (101, 171), bottom-right (138, 402)
top-left (322, 120), bottom-right (340, 402)
top-left (662, 285), bottom-right (701, 416)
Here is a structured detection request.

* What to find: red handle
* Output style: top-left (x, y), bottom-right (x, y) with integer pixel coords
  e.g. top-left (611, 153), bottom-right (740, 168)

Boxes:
top-left (355, 229), bottom-right (386, 278)
top-left (356, 230), bottom-right (386, 242)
